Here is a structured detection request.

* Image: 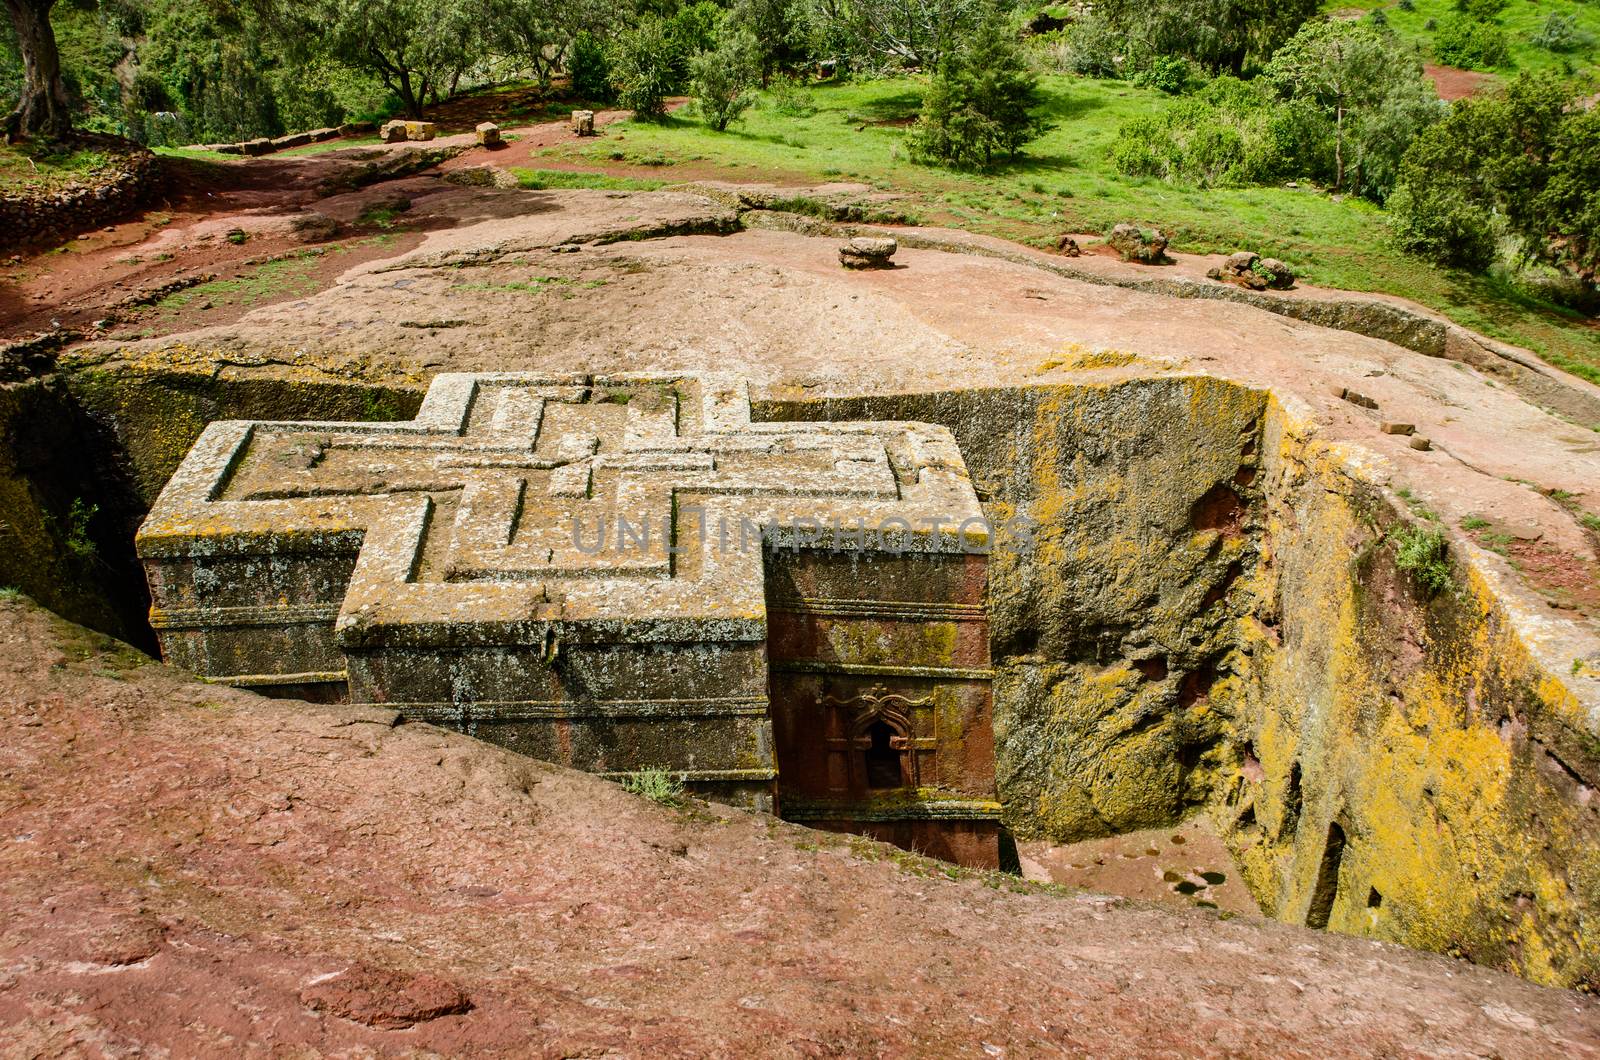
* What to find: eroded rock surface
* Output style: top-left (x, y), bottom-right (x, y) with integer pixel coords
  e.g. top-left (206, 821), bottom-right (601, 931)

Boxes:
top-left (1, 598), bottom-right (1595, 1056)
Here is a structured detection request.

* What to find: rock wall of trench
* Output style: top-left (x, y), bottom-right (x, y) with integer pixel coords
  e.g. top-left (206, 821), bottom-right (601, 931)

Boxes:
top-left (0, 366), bottom-right (424, 643)
top-left (1225, 404), bottom-right (1600, 988)
top-left (777, 377), bottom-right (1600, 989)
top-left (2, 364), bottom-right (1596, 988)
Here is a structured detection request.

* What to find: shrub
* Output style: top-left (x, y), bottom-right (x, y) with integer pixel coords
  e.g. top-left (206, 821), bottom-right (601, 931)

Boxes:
top-left (1435, 15), bottom-right (1511, 69)
top-left (569, 31), bottom-right (613, 104)
top-left (612, 19), bottom-right (677, 121)
top-left (1109, 77), bottom-right (1315, 187)
top-left (1393, 525), bottom-right (1454, 596)
top-left (1454, 0), bottom-right (1507, 19)
top-left (691, 29), bottom-right (761, 131)
top-left (1532, 13), bottom-right (1590, 53)
top-left (1133, 55), bottom-right (1189, 95)
top-left (767, 74), bottom-right (816, 117)
top-left (1059, 13), bottom-right (1124, 78)
top-left (1388, 183), bottom-right (1498, 271)
top-left (907, 14), bottom-right (1045, 170)
top-left (620, 767), bottom-right (685, 805)
top-left (1398, 0), bottom-right (1414, 10)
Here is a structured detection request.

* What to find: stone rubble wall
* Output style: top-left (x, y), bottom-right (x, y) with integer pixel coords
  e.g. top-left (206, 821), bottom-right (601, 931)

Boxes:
top-left (0, 148), bottom-right (165, 253)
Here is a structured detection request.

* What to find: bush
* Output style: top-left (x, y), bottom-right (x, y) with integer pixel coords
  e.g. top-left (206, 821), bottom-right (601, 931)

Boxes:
top-left (569, 31), bottom-right (613, 104)
top-left (1388, 183), bottom-right (1498, 271)
top-left (1531, 13), bottom-right (1591, 53)
top-left (1109, 77), bottom-right (1312, 187)
top-left (691, 29), bottom-right (760, 131)
top-left (907, 14), bottom-right (1045, 170)
top-left (767, 74), bottom-right (816, 117)
top-left (1058, 13), bottom-right (1123, 78)
top-left (1435, 15), bottom-right (1511, 69)
top-left (1133, 55), bottom-right (1189, 95)
top-left (1454, 0), bottom-right (1507, 19)
top-left (612, 19), bottom-right (677, 121)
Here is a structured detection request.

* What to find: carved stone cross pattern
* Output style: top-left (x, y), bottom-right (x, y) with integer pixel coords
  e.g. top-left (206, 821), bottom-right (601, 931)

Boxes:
top-left (139, 372), bottom-right (1001, 864)
top-left (138, 371), bottom-right (987, 660)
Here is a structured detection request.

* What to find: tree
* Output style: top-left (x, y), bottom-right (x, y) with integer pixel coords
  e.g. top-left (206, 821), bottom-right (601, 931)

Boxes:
top-left (691, 27), bottom-right (759, 131)
top-left (1265, 19), bottom-right (1441, 197)
top-left (480, 0), bottom-right (614, 88)
top-left (311, 0), bottom-right (480, 119)
top-left (842, 0), bottom-right (982, 69)
top-left (4, 0), bottom-right (72, 139)
top-left (727, 0), bottom-right (803, 85)
top-left (906, 11), bottom-right (1044, 170)
top-left (1390, 74), bottom-right (1600, 286)
top-left (611, 17), bottom-right (675, 121)
top-left (1098, 0), bottom-right (1320, 76)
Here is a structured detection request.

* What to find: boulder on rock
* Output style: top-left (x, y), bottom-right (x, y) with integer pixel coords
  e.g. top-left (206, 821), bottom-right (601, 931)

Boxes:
top-left (380, 120), bottom-right (407, 144)
top-left (476, 122), bottom-right (502, 147)
top-left (1107, 223), bottom-right (1168, 264)
top-left (289, 212), bottom-right (341, 243)
top-left (839, 236), bottom-right (897, 270)
top-left (572, 110), bottom-right (596, 137)
top-left (1258, 257), bottom-right (1295, 289)
top-left (1210, 250), bottom-right (1296, 291)
top-left (1056, 234), bottom-right (1081, 257)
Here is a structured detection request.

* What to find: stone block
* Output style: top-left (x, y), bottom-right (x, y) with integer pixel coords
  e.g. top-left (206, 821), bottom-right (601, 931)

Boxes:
top-left (271, 131), bottom-right (315, 151)
top-left (240, 138), bottom-right (275, 156)
top-left (1409, 436), bottom-right (1433, 451)
top-left (137, 373), bottom-right (1001, 866)
top-left (1381, 422), bottom-right (1416, 436)
top-left (404, 121), bottom-right (437, 142)
top-left (571, 110), bottom-right (596, 136)
top-left (475, 122), bottom-right (501, 147)
top-left (380, 120), bottom-right (408, 144)
top-left (839, 236), bottom-right (897, 270)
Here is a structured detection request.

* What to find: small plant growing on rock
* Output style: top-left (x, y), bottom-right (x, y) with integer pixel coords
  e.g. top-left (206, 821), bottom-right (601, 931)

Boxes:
top-left (1394, 525), bottom-right (1454, 596)
top-left (620, 767), bottom-right (686, 805)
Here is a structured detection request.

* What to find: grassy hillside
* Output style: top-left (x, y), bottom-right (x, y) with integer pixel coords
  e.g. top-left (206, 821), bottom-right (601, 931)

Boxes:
top-left (537, 75), bottom-right (1600, 390)
top-left (1328, 0), bottom-right (1600, 74)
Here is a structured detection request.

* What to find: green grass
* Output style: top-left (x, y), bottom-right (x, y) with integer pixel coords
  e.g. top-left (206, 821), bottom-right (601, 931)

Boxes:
top-left (531, 75), bottom-right (1600, 388)
top-left (0, 141), bottom-right (113, 192)
top-left (276, 135), bottom-right (385, 157)
top-left (1330, 0), bottom-right (1600, 75)
top-left (509, 167), bottom-right (667, 191)
top-left (619, 767), bottom-right (686, 805)
top-left (157, 250), bottom-right (328, 313)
